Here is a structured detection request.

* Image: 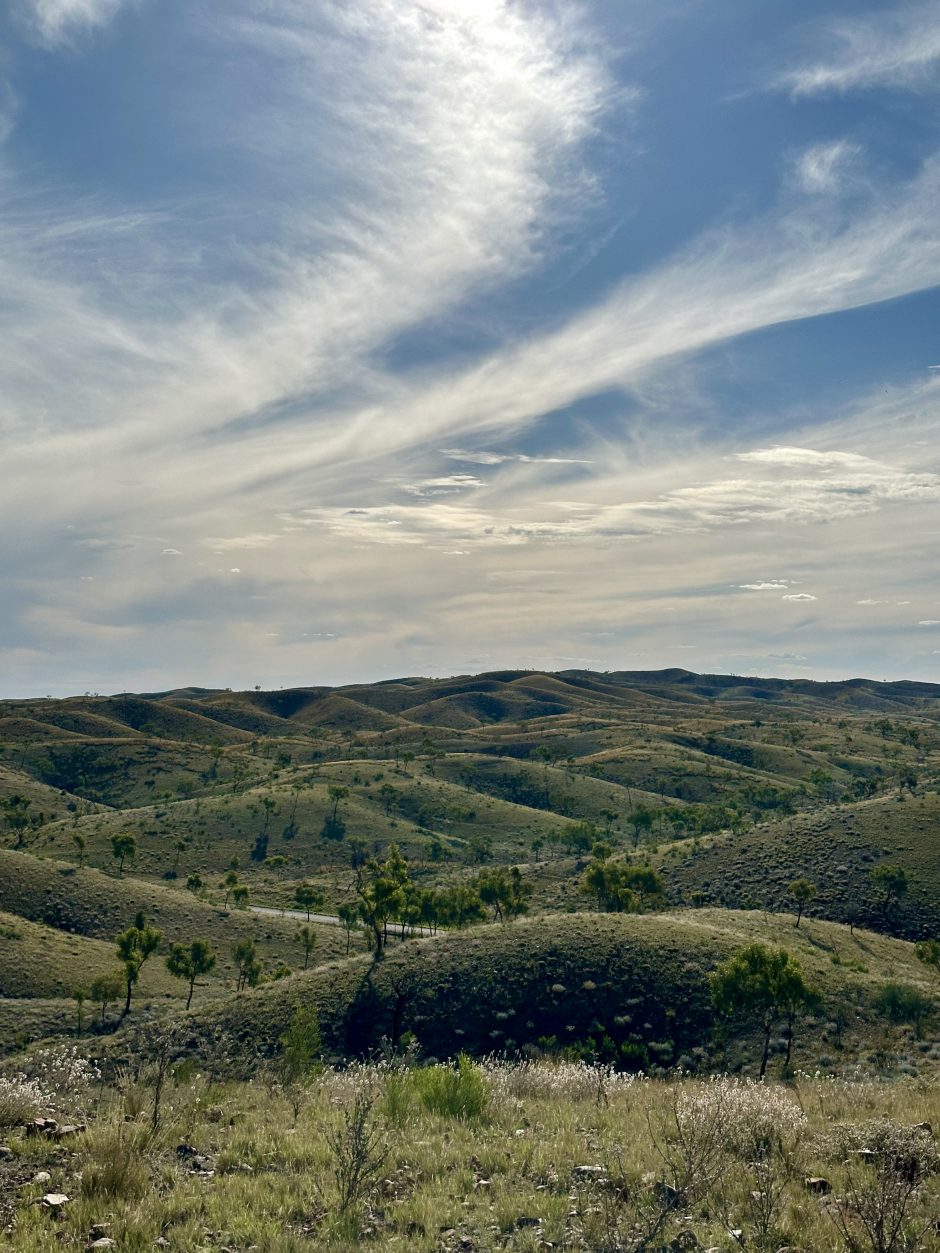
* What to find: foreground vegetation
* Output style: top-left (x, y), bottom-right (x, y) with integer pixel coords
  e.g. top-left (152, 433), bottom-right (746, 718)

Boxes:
top-left (2, 1050), bottom-right (939, 1252)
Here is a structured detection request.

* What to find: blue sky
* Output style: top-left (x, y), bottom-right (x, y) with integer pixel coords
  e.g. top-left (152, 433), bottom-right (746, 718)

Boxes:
top-left (2, 0), bottom-right (940, 697)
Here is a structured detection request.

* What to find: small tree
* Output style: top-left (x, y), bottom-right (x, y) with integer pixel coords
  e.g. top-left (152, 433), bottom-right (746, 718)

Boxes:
top-left (166, 938), bottom-right (216, 1009)
top-left (90, 970), bottom-right (124, 1028)
top-left (870, 863), bottom-right (908, 922)
top-left (710, 943), bottom-right (819, 1077)
top-left (337, 902), bottom-right (359, 955)
top-left (297, 924), bottom-right (317, 970)
top-left (789, 877), bottom-right (817, 928)
top-left (1, 794), bottom-right (32, 849)
top-left (233, 938), bottom-right (263, 991)
top-left (627, 804), bottom-right (655, 849)
top-left (72, 832), bottom-right (86, 868)
top-left (115, 913), bottom-right (162, 1018)
top-left (220, 869), bottom-right (241, 908)
top-left (73, 988), bottom-right (87, 1036)
top-left (294, 882), bottom-right (324, 921)
top-left (232, 883), bottom-right (250, 909)
top-left (110, 832), bottom-right (136, 876)
top-left (327, 784), bottom-right (349, 822)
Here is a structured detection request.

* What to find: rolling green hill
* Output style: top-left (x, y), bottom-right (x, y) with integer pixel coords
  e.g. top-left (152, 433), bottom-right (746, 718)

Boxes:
top-left (171, 908), bottom-right (939, 1076)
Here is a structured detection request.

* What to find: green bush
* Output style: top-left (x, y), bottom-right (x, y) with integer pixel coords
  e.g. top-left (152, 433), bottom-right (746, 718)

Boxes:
top-left (875, 982), bottom-right (934, 1032)
top-left (410, 1056), bottom-right (487, 1120)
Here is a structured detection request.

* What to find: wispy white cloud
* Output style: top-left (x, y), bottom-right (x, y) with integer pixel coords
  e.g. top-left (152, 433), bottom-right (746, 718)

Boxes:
top-left (24, 0), bottom-right (130, 44)
top-left (783, 593), bottom-right (817, 602)
top-left (792, 140), bottom-right (861, 193)
top-left (778, 3), bottom-right (940, 97)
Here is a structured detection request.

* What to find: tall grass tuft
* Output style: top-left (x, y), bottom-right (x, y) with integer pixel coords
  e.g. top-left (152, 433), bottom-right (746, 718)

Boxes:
top-left (411, 1055), bottom-right (487, 1120)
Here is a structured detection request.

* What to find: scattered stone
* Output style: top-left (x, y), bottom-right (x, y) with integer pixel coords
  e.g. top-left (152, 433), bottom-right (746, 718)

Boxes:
top-left (572, 1165), bottom-right (605, 1178)
top-left (154, 1239), bottom-right (170, 1248)
top-left (0, 1146), bottom-right (12, 1160)
top-left (912, 1122), bottom-right (933, 1134)
top-left (27, 1119), bottom-right (58, 1139)
top-left (805, 1177), bottom-right (831, 1194)
top-left (515, 1216), bottom-right (541, 1229)
top-left (54, 1124), bottom-right (86, 1141)
top-left (33, 1172), bottom-right (52, 1185)
top-left (654, 1180), bottom-right (684, 1209)
top-left (87, 1240), bottom-right (116, 1250)
top-left (89, 1224), bottom-right (111, 1238)
top-left (40, 1193), bottom-right (69, 1211)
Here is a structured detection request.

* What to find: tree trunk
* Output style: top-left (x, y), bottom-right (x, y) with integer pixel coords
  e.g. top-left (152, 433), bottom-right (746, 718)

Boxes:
top-left (759, 1022), bottom-right (772, 1078)
top-left (186, 977), bottom-right (195, 1010)
top-left (122, 978), bottom-right (133, 1019)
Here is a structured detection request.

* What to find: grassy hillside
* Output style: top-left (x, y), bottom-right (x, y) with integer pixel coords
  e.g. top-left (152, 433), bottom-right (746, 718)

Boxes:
top-left (665, 791), bottom-right (940, 939)
top-left (173, 909), bottom-right (939, 1077)
top-left (0, 909), bottom-right (179, 1001)
top-left (0, 850), bottom-right (357, 974)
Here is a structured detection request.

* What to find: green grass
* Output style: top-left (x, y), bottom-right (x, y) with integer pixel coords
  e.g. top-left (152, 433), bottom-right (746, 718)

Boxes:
top-left (3, 1059), bottom-right (940, 1251)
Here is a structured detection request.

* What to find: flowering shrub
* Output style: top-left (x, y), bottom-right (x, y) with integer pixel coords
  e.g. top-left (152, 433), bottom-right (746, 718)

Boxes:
top-left (0, 1074), bottom-right (52, 1128)
top-left (480, 1058), bottom-right (644, 1102)
top-left (17, 1046), bottom-right (102, 1120)
top-left (675, 1076), bottom-right (805, 1161)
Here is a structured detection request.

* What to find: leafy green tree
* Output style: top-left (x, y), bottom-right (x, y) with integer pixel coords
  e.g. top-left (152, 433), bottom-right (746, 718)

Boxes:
top-left (90, 970), bottom-right (124, 1028)
top-left (580, 860), bottom-right (665, 913)
top-left (297, 924), bottom-right (317, 970)
top-left (72, 832), bottom-right (86, 868)
top-left (166, 939), bottom-right (216, 1009)
top-left (627, 805), bottom-right (655, 849)
top-left (916, 938), bottom-right (940, 977)
top-left (327, 784), bottom-right (349, 822)
top-left (337, 902), bottom-right (359, 955)
top-left (1, 794), bottom-right (32, 849)
top-left (233, 938), bottom-right (263, 991)
top-left (477, 866), bottom-right (532, 922)
top-left (186, 872), bottom-right (203, 894)
top-left (110, 832), bottom-right (136, 875)
top-left (560, 821), bottom-right (594, 855)
top-left (710, 943), bottom-right (819, 1077)
top-left (279, 1004), bottom-right (323, 1083)
top-left (437, 883), bottom-right (487, 929)
top-left (355, 844), bottom-right (411, 954)
top-left (870, 863), bottom-right (908, 922)
top-left (115, 913), bottom-right (162, 1018)
top-left (466, 833), bottom-right (493, 863)
top-left (294, 882), bottom-right (324, 921)
top-left (789, 878), bottom-right (817, 928)
top-left (232, 883), bottom-right (250, 909)
top-left (379, 783), bottom-right (398, 816)
top-left (220, 869), bottom-right (241, 908)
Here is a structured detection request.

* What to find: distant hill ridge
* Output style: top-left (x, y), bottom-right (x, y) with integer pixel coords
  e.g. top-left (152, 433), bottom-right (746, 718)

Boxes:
top-left (6, 668), bottom-right (940, 737)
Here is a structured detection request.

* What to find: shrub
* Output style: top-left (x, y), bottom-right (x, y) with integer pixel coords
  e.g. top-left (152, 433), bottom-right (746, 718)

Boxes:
top-left (875, 983), bottom-right (935, 1033)
top-left (411, 1055), bottom-right (487, 1120)
top-left (0, 1074), bottom-right (50, 1128)
top-left (820, 1119), bottom-right (940, 1253)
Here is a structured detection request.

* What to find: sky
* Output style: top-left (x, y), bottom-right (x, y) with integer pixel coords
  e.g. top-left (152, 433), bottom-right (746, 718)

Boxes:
top-left (2, 0), bottom-right (940, 697)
